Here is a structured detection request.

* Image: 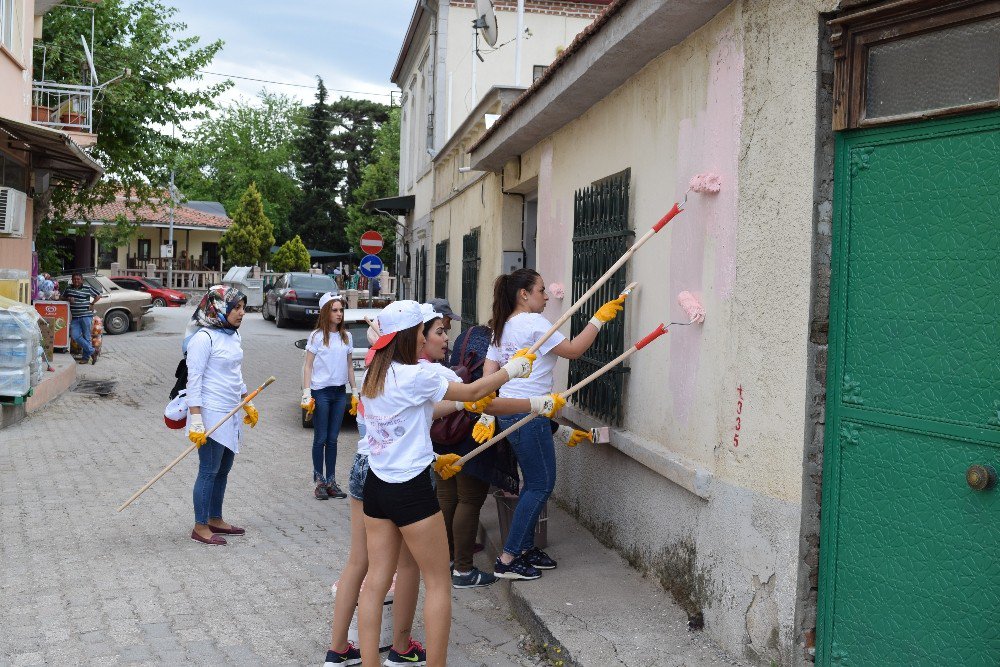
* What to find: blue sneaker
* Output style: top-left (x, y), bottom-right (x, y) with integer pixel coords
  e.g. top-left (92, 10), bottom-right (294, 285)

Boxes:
top-left (493, 555), bottom-right (541, 580)
top-left (324, 642), bottom-right (361, 665)
top-left (521, 546), bottom-right (557, 570)
top-left (384, 638), bottom-right (426, 666)
top-left (452, 566), bottom-right (498, 589)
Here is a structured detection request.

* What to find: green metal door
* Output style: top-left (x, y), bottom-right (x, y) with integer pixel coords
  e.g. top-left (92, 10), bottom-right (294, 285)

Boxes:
top-left (818, 111), bottom-right (1000, 665)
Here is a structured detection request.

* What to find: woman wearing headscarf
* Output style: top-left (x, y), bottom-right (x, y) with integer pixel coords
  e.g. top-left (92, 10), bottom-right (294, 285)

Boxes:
top-left (185, 286), bottom-right (258, 546)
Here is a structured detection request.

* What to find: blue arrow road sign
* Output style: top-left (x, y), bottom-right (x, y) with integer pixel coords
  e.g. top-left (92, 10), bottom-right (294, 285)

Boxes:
top-left (358, 254), bottom-right (384, 279)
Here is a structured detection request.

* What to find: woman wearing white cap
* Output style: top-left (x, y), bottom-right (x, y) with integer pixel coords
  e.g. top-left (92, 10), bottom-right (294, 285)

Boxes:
top-left (356, 300), bottom-right (535, 667)
top-left (301, 293), bottom-right (357, 500)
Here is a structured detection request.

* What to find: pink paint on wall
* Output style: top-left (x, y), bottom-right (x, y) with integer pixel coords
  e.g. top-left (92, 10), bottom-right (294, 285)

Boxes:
top-left (535, 144), bottom-right (567, 321)
top-left (668, 31), bottom-right (744, 425)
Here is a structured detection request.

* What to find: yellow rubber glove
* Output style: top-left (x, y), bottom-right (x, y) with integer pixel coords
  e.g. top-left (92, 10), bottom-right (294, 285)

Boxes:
top-left (567, 429), bottom-right (593, 447)
top-left (300, 391), bottom-right (315, 415)
top-left (188, 413), bottom-right (207, 448)
top-left (243, 401), bottom-right (259, 428)
top-left (349, 394), bottom-right (359, 416)
top-left (434, 453), bottom-right (463, 480)
top-left (502, 348), bottom-right (537, 379)
top-left (464, 392), bottom-right (496, 414)
top-left (589, 296), bottom-right (626, 330)
top-left (472, 413), bottom-right (496, 443)
top-left (529, 393), bottom-right (566, 418)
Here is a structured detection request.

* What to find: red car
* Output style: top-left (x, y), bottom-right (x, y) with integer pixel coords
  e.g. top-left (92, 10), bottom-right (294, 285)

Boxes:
top-left (109, 275), bottom-right (189, 307)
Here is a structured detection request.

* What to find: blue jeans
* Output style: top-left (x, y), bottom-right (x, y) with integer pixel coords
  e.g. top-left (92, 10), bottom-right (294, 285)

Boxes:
top-left (70, 315), bottom-right (94, 359)
top-left (499, 413), bottom-right (555, 555)
top-left (312, 385), bottom-right (348, 483)
top-left (193, 437), bottom-right (235, 524)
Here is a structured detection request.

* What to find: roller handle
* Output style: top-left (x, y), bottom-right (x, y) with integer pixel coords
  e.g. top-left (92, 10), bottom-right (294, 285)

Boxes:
top-left (652, 203), bottom-right (682, 232)
top-left (635, 324), bottom-right (668, 350)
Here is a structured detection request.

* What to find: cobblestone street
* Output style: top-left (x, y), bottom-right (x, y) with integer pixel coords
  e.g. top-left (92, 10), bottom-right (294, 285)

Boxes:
top-left (0, 307), bottom-right (537, 666)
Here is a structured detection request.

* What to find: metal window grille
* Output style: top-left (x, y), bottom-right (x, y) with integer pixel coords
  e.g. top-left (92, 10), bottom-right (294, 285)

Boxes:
top-left (568, 170), bottom-right (634, 426)
top-left (435, 239), bottom-right (449, 298)
top-left (461, 228), bottom-right (480, 330)
top-left (418, 246), bottom-right (427, 302)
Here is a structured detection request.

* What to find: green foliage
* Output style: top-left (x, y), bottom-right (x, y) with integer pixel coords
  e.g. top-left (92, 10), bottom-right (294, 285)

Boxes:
top-left (220, 183), bottom-right (274, 267)
top-left (328, 98), bottom-right (392, 207)
top-left (93, 213), bottom-right (140, 250)
top-left (271, 235), bottom-right (311, 273)
top-left (346, 107), bottom-right (400, 269)
top-left (174, 92), bottom-right (303, 243)
top-left (35, 0), bottom-right (230, 255)
top-left (288, 78), bottom-right (345, 252)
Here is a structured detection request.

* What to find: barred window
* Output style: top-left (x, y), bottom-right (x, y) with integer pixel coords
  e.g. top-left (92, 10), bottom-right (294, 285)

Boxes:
top-left (568, 170), bottom-right (633, 425)
top-left (418, 246), bottom-right (427, 302)
top-left (434, 239), bottom-right (449, 299)
top-left (461, 228), bottom-right (480, 330)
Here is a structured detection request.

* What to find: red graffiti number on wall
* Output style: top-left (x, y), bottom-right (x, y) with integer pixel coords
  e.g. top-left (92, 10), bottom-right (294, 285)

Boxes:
top-left (733, 385), bottom-right (744, 447)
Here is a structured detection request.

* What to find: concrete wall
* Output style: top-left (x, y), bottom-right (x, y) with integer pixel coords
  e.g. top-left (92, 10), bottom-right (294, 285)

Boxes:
top-left (498, 1), bottom-right (836, 663)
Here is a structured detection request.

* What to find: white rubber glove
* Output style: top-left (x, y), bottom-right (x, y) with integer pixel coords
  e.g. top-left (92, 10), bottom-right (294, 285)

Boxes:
top-left (188, 413), bottom-right (207, 448)
top-left (301, 390), bottom-right (315, 414)
top-left (528, 393), bottom-right (567, 418)
top-left (501, 354), bottom-right (534, 380)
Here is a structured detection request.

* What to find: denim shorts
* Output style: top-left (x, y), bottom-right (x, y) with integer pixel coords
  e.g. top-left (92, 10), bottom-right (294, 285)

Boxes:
top-left (348, 453), bottom-right (369, 501)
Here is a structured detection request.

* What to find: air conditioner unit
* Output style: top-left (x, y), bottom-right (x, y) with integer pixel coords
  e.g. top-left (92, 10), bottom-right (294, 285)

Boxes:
top-left (0, 187), bottom-right (27, 237)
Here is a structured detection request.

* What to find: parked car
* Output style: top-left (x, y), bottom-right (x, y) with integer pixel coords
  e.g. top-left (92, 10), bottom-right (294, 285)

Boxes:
top-left (108, 275), bottom-right (188, 307)
top-left (263, 272), bottom-right (339, 328)
top-left (298, 307), bottom-right (380, 427)
top-left (80, 275), bottom-right (153, 335)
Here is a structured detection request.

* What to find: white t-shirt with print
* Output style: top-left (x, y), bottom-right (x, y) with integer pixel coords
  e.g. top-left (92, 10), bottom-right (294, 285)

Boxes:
top-left (417, 358), bottom-right (462, 383)
top-left (364, 362), bottom-right (450, 483)
top-left (306, 329), bottom-right (353, 389)
top-left (486, 312), bottom-right (565, 399)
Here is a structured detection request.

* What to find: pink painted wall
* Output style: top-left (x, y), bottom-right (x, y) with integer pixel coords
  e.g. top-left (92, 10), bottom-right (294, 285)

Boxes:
top-left (668, 29), bottom-right (743, 425)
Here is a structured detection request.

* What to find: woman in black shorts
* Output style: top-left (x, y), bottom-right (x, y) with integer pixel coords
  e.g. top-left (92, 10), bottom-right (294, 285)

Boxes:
top-left (356, 301), bottom-right (534, 666)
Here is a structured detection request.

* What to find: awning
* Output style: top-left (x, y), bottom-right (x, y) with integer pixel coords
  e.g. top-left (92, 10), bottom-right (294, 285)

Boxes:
top-left (269, 246), bottom-right (358, 261)
top-left (0, 115), bottom-right (103, 187)
top-left (363, 195), bottom-right (414, 216)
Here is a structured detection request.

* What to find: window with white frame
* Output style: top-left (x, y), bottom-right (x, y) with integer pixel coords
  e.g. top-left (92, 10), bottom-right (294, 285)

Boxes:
top-left (0, 0), bottom-right (18, 53)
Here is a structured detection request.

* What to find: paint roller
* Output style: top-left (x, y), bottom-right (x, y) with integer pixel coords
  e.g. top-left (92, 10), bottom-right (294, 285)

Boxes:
top-left (442, 291), bottom-right (709, 474)
top-left (519, 174), bottom-right (719, 357)
top-left (117, 376), bottom-right (277, 512)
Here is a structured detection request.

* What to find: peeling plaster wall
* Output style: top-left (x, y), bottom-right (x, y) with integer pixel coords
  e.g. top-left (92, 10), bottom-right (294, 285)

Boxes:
top-left (501, 0), bottom-right (839, 662)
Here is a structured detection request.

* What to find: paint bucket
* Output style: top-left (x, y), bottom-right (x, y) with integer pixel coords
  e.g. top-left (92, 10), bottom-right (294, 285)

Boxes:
top-left (494, 490), bottom-right (548, 549)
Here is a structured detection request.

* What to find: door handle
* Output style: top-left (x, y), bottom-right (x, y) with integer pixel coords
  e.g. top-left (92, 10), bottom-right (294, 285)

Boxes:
top-left (966, 464), bottom-right (996, 491)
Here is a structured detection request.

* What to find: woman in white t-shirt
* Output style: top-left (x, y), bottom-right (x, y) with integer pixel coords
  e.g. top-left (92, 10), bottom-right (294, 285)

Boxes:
top-left (356, 300), bottom-right (534, 667)
top-left (301, 293), bottom-right (356, 500)
top-left (482, 268), bottom-right (624, 581)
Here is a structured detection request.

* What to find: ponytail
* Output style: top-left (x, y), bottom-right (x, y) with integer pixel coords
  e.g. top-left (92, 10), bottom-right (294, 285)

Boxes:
top-left (490, 268), bottom-right (540, 346)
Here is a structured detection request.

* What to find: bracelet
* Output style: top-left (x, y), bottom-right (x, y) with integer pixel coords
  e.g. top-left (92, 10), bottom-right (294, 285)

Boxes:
top-left (588, 316), bottom-right (604, 330)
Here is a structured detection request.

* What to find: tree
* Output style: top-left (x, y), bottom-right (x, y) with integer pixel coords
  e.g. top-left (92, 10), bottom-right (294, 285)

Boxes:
top-left (220, 183), bottom-right (274, 267)
top-left (271, 235), bottom-right (311, 273)
top-left (174, 92), bottom-right (303, 243)
top-left (288, 78), bottom-right (345, 252)
top-left (34, 0), bottom-right (230, 265)
top-left (329, 98), bottom-right (391, 207)
top-left (345, 107), bottom-right (400, 269)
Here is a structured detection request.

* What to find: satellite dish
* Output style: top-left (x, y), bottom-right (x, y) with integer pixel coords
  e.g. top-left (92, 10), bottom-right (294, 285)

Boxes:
top-left (474, 0), bottom-right (498, 48)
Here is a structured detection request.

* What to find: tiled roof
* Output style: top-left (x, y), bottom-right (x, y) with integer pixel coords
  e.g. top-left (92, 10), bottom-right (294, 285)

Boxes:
top-left (70, 196), bottom-right (232, 229)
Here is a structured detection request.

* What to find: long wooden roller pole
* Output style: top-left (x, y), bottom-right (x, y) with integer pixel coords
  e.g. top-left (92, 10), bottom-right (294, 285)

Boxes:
top-left (525, 203), bottom-right (683, 356)
top-left (455, 324), bottom-right (669, 466)
top-left (117, 376), bottom-right (277, 512)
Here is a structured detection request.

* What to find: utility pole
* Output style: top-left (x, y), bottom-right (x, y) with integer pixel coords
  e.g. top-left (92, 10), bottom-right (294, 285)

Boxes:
top-left (515, 0), bottom-right (525, 86)
top-left (167, 169), bottom-right (175, 288)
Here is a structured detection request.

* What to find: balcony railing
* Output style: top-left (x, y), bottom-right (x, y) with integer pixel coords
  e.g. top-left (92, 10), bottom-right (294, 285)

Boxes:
top-left (31, 81), bottom-right (94, 133)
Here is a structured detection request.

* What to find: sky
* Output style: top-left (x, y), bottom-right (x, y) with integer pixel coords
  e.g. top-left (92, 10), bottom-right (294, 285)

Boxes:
top-left (167, 1), bottom-right (417, 108)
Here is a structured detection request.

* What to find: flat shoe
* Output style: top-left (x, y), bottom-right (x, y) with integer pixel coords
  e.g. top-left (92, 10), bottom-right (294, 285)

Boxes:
top-left (191, 529), bottom-right (226, 545)
top-left (208, 524), bottom-right (245, 535)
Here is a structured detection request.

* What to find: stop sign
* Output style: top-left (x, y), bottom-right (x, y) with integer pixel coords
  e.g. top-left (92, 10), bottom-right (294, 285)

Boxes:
top-left (360, 230), bottom-right (384, 255)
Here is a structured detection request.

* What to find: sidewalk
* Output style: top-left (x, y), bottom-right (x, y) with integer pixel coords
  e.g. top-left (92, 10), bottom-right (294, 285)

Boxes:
top-left (480, 499), bottom-right (743, 667)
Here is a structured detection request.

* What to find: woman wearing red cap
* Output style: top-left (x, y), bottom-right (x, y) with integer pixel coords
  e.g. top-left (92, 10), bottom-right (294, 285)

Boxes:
top-left (302, 292), bottom-right (357, 500)
top-left (356, 300), bottom-right (535, 667)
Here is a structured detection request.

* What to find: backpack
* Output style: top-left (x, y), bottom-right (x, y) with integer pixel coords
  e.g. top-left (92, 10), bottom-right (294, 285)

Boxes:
top-left (430, 326), bottom-right (487, 448)
top-left (169, 329), bottom-right (212, 399)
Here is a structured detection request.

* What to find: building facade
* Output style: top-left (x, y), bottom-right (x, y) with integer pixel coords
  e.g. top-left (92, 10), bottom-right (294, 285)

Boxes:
top-left (468, 0), bottom-right (999, 664)
top-left (0, 0), bottom-right (101, 286)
